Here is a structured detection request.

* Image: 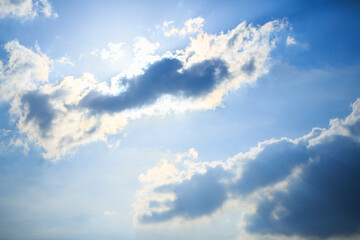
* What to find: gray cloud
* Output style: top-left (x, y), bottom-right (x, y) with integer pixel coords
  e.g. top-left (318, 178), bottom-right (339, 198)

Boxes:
top-left (246, 135), bottom-right (360, 238)
top-left (79, 58), bottom-right (229, 114)
top-left (21, 91), bottom-right (55, 137)
top-left (140, 166), bottom-right (229, 223)
top-left (231, 140), bottom-right (308, 195)
top-left (137, 99), bottom-right (360, 238)
top-left (241, 58), bottom-right (256, 75)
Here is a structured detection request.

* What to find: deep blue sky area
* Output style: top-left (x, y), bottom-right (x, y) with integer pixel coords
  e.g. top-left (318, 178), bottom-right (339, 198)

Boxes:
top-left (0, 1), bottom-right (360, 240)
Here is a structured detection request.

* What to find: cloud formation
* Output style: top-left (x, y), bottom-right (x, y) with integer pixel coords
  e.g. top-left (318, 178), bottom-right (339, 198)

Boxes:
top-left (135, 98), bottom-right (360, 239)
top-left (0, 0), bottom-right (57, 19)
top-left (0, 40), bottom-right (51, 102)
top-left (286, 36), bottom-right (296, 46)
top-left (164, 17), bottom-right (204, 37)
top-left (0, 19), bottom-right (286, 159)
top-left (79, 58), bottom-right (229, 114)
top-left (91, 42), bottom-right (126, 63)
top-left (56, 56), bottom-right (75, 66)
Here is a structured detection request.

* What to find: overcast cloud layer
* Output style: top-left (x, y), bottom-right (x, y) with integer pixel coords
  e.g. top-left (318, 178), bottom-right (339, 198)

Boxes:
top-left (0, 19), bottom-right (286, 160)
top-left (135, 98), bottom-right (360, 239)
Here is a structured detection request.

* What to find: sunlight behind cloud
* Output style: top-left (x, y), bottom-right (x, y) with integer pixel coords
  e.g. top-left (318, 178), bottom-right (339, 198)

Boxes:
top-left (0, 18), bottom-right (287, 160)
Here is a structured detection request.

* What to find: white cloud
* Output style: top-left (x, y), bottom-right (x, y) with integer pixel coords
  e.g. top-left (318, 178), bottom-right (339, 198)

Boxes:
top-left (164, 17), bottom-right (204, 37)
top-left (0, 19), bottom-right (287, 160)
top-left (56, 56), bottom-right (75, 66)
top-left (309, 98), bottom-right (360, 145)
top-left (286, 36), bottom-right (296, 46)
top-left (0, 0), bottom-right (58, 19)
top-left (0, 39), bottom-right (51, 102)
top-left (9, 137), bottom-right (30, 153)
top-left (91, 42), bottom-right (126, 63)
top-left (103, 210), bottom-right (117, 216)
top-left (119, 36), bottom-right (160, 77)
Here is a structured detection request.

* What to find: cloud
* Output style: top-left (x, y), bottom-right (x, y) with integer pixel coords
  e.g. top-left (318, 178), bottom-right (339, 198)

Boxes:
top-left (91, 42), bottom-right (126, 63)
top-left (79, 58), bottom-right (229, 114)
top-left (20, 91), bottom-right (55, 137)
top-left (56, 56), bottom-right (75, 66)
top-left (80, 19), bottom-right (286, 115)
top-left (0, 0), bottom-right (57, 19)
top-left (246, 135), bottom-right (360, 238)
top-left (134, 98), bottom-right (360, 239)
top-left (0, 40), bottom-right (51, 102)
top-left (286, 36), bottom-right (296, 46)
top-left (164, 17), bottom-right (204, 37)
top-left (0, 19), bottom-right (286, 159)
top-left (140, 166), bottom-right (229, 224)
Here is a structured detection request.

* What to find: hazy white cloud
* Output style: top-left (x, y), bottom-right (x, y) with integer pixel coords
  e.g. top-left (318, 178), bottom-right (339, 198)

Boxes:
top-left (56, 56), bottom-right (75, 66)
top-left (0, 129), bottom-right (11, 136)
top-left (103, 210), bottom-right (117, 216)
top-left (9, 137), bottom-right (30, 153)
top-left (91, 42), bottom-right (126, 63)
top-left (286, 36), bottom-right (296, 46)
top-left (116, 36), bottom-right (160, 78)
top-left (0, 0), bottom-right (58, 19)
top-left (164, 17), bottom-right (204, 37)
top-left (0, 19), bottom-right (287, 160)
top-left (309, 98), bottom-right (360, 145)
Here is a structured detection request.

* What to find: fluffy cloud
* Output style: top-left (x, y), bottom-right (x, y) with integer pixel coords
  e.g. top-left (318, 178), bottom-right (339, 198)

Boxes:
top-left (164, 17), bottom-right (204, 37)
top-left (0, 0), bottom-right (57, 19)
top-left (0, 40), bottom-right (51, 102)
top-left (0, 19), bottom-right (286, 160)
top-left (134, 98), bottom-right (360, 239)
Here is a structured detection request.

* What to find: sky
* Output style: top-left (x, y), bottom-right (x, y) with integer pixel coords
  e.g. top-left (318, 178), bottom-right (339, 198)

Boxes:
top-left (0, 0), bottom-right (360, 239)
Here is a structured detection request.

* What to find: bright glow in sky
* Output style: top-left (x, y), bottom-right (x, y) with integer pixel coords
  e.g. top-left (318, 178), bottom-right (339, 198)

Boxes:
top-left (1, 0), bottom-right (360, 239)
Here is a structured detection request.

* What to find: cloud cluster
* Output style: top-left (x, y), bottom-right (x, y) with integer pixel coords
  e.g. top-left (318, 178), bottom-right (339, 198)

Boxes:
top-left (0, 0), bottom-right (57, 19)
top-left (0, 19), bottom-right (286, 160)
top-left (135, 98), bottom-right (360, 239)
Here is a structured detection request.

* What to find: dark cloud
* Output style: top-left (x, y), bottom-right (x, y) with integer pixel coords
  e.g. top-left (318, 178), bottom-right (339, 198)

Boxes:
top-left (140, 166), bottom-right (229, 224)
top-left (79, 58), bottom-right (229, 114)
top-left (139, 108), bottom-right (360, 238)
top-left (246, 135), bottom-right (360, 238)
top-left (241, 58), bottom-right (256, 75)
top-left (21, 91), bottom-right (55, 137)
top-left (232, 140), bottom-right (309, 195)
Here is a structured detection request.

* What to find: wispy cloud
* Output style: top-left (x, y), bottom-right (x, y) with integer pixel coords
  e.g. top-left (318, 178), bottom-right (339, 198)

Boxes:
top-left (164, 17), bottom-right (204, 37)
top-left (56, 56), bottom-right (75, 66)
top-left (91, 42), bottom-right (126, 63)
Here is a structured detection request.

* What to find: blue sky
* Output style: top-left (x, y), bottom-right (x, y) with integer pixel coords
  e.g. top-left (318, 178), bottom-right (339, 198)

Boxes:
top-left (0, 0), bottom-right (360, 239)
